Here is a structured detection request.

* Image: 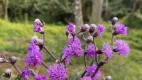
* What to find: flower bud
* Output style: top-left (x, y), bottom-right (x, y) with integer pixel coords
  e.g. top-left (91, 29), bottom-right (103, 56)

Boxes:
top-left (89, 24), bottom-right (97, 33)
top-left (31, 36), bottom-right (38, 42)
top-left (0, 58), bottom-right (5, 63)
top-left (36, 39), bottom-right (43, 46)
top-left (4, 69), bottom-right (11, 78)
top-left (65, 31), bottom-right (69, 37)
top-left (112, 17), bottom-right (118, 25)
top-left (106, 76), bottom-right (111, 80)
top-left (81, 24), bottom-right (90, 32)
top-left (86, 36), bottom-right (93, 43)
top-left (35, 19), bottom-right (41, 24)
top-left (10, 56), bottom-right (17, 64)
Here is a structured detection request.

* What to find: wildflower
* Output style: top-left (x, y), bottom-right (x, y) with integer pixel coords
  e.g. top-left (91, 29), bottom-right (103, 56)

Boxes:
top-left (114, 23), bottom-right (127, 35)
top-left (66, 23), bottom-right (75, 35)
top-left (34, 74), bottom-right (47, 80)
top-left (106, 76), bottom-right (112, 80)
top-left (102, 43), bottom-right (113, 59)
top-left (9, 56), bottom-right (17, 64)
top-left (86, 35), bottom-right (93, 43)
top-left (85, 44), bottom-right (96, 57)
top-left (114, 40), bottom-right (130, 57)
top-left (25, 40), bottom-right (43, 66)
top-left (111, 17), bottom-right (118, 25)
top-left (96, 24), bottom-right (105, 37)
top-left (80, 76), bottom-right (92, 80)
top-left (33, 19), bottom-right (43, 33)
top-left (62, 46), bottom-right (72, 64)
top-left (67, 36), bottom-right (83, 57)
top-left (4, 69), bottom-right (11, 78)
top-left (47, 63), bottom-right (68, 80)
top-left (89, 24), bottom-right (97, 33)
top-left (21, 68), bottom-right (32, 80)
top-left (86, 64), bottom-right (101, 80)
top-left (81, 24), bottom-right (90, 32)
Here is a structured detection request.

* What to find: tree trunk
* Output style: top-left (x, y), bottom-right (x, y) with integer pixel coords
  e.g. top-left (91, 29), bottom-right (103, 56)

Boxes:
top-left (90, 0), bottom-right (103, 24)
top-left (74, 0), bottom-right (84, 32)
top-left (131, 0), bottom-right (138, 16)
top-left (0, 0), bottom-right (8, 20)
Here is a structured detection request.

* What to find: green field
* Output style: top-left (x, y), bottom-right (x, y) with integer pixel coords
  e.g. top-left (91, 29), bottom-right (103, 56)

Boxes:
top-left (0, 16), bottom-right (142, 80)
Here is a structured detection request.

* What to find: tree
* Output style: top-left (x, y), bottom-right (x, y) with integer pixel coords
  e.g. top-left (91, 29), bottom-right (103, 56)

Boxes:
top-left (131, 0), bottom-right (139, 15)
top-left (0, 0), bottom-right (8, 20)
top-left (74, 0), bottom-right (84, 32)
top-left (90, 0), bottom-right (104, 24)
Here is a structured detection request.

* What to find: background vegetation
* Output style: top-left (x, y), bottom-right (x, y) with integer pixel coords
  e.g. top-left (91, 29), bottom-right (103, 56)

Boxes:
top-left (0, 0), bottom-right (142, 80)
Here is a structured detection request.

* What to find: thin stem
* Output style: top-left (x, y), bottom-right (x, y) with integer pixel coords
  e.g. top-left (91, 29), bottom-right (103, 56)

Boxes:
top-left (43, 33), bottom-right (45, 47)
top-left (84, 54), bottom-right (87, 68)
top-left (44, 46), bottom-right (57, 60)
top-left (42, 62), bottom-right (48, 69)
top-left (75, 31), bottom-right (81, 35)
top-left (12, 64), bottom-right (21, 74)
top-left (91, 64), bottom-right (101, 78)
top-left (80, 59), bottom-right (94, 78)
top-left (93, 40), bottom-right (99, 65)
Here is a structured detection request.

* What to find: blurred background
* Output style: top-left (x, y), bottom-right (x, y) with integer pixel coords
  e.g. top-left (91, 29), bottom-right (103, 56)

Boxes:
top-left (0, 0), bottom-right (142, 80)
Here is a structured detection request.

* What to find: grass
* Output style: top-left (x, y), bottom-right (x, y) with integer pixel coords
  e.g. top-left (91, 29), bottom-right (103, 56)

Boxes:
top-left (0, 15), bottom-right (142, 80)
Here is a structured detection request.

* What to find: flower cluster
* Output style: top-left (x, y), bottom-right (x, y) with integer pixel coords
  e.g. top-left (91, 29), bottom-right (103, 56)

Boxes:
top-left (33, 19), bottom-right (43, 33)
top-left (0, 18), bottom-right (130, 80)
top-left (21, 68), bottom-right (32, 80)
top-left (62, 36), bottom-right (83, 64)
top-left (85, 64), bottom-right (101, 80)
top-left (114, 23), bottom-right (128, 35)
top-left (102, 43), bottom-right (113, 59)
top-left (25, 37), bottom-right (43, 66)
top-left (85, 44), bottom-right (96, 57)
top-left (47, 63), bottom-right (68, 80)
top-left (34, 74), bottom-right (47, 80)
top-left (114, 40), bottom-right (130, 57)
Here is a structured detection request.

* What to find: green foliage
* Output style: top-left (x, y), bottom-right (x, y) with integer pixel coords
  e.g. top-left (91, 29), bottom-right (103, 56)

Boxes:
top-left (8, 0), bottom-right (74, 23)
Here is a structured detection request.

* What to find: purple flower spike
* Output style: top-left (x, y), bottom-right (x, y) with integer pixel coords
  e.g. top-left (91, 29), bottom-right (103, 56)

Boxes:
top-left (102, 43), bottom-right (113, 59)
top-left (115, 23), bottom-right (127, 35)
top-left (96, 24), bottom-right (105, 37)
top-left (34, 74), bottom-right (47, 80)
top-left (47, 63), bottom-right (68, 80)
top-left (33, 19), bottom-right (43, 33)
top-left (86, 64), bottom-right (101, 80)
top-left (114, 40), bottom-right (130, 57)
top-left (68, 36), bottom-right (83, 57)
top-left (21, 68), bottom-right (32, 80)
top-left (85, 44), bottom-right (96, 57)
top-left (25, 40), bottom-right (43, 66)
top-left (80, 76), bottom-right (92, 80)
top-left (62, 46), bottom-right (72, 64)
top-left (66, 23), bottom-right (75, 35)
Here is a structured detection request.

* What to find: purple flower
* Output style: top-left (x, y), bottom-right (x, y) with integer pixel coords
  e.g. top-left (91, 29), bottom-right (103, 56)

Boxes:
top-left (33, 19), bottom-right (43, 33)
top-left (21, 68), bottom-right (32, 80)
top-left (96, 24), bottom-right (105, 37)
top-left (80, 76), bottom-right (92, 80)
top-left (47, 63), bottom-right (68, 80)
top-left (115, 23), bottom-right (127, 35)
top-left (25, 40), bottom-right (43, 66)
top-left (62, 46), bottom-right (72, 64)
top-left (68, 36), bottom-right (83, 57)
top-left (114, 40), bottom-right (130, 57)
top-left (85, 44), bottom-right (96, 57)
top-left (86, 64), bottom-right (101, 80)
top-left (102, 43), bottom-right (113, 59)
top-left (34, 74), bottom-right (47, 80)
top-left (66, 23), bottom-right (75, 35)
